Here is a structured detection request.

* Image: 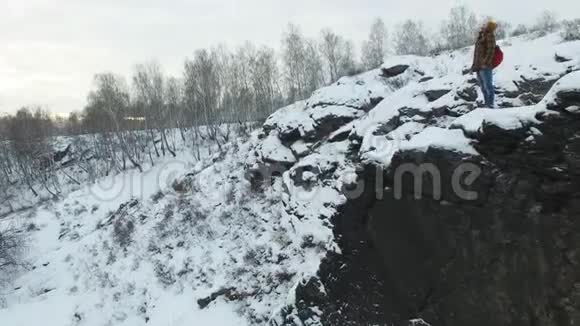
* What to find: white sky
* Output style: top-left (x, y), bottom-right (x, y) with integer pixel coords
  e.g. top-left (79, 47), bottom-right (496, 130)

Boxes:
top-left (1, 0), bottom-right (579, 115)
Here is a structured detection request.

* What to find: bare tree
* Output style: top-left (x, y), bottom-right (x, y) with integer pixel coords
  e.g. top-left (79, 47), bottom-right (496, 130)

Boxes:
top-left (562, 19), bottom-right (580, 41)
top-left (304, 39), bottom-right (325, 96)
top-left (132, 62), bottom-right (176, 158)
top-left (339, 40), bottom-right (359, 76)
top-left (440, 5), bottom-right (479, 50)
top-left (222, 43), bottom-right (254, 123)
top-left (534, 10), bottom-right (560, 33)
top-left (319, 28), bottom-right (358, 83)
top-left (282, 23), bottom-right (309, 102)
top-left (319, 28), bottom-right (342, 83)
top-left (165, 76), bottom-right (185, 142)
top-left (361, 18), bottom-right (388, 70)
top-left (250, 46), bottom-right (283, 120)
top-left (495, 20), bottom-right (512, 40)
top-left (0, 226), bottom-right (23, 272)
top-left (1, 116), bottom-right (17, 210)
top-left (88, 73), bottom-right (143, 172)
top-left (8, 107), bottom-right (54, 196)
top-left (183, 48), bottom-right (224, 157)
top-left (511, 24), bottom-right (529, 37)
top-left (66, 111), bottom-right (82, 135)
top-left (394, 20), bottom-right (430, 56)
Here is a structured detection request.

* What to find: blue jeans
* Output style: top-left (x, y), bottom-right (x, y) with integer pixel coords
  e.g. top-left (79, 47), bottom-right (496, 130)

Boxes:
top-left (477, 68), bottom-right (494, 108)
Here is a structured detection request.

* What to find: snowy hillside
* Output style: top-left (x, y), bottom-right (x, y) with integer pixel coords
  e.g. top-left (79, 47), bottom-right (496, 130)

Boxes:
top-left (1, 30), bottom-right (580, 326)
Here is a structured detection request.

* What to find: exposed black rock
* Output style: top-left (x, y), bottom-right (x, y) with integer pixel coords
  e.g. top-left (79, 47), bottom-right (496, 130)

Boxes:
top-left (361, 96), bottom-right (385, 112)
top-left (555, 53), bottom-right (572, 63)
top-left (399, 105), bottom-right (448, 120)
top-left (456, 86), bottom-right (478, 102)
top-left (548, 89), bottom-right (580, 110)
top-left (414, 69), bottom-right (426, 76)
top-left (424, 89), bottom-right (451, 102)
top-left (289, 161), bottom-right (338, 189)
top-left (466, 76), bottom-right (478, 84)
top-left (419, 76), bottom-right (434, 83)
top-left (278, 127), bottom-right (302, 143)
top-left (54, 144), bottom-right (72, 163)
top-left (245, 162), bottom-right (291, 192)
top-left (373, 115), bottom-right (402, 136)
top-left (447, 103), bottom-right (476, 117)
top-left (518, 92), bottom-right (544, 105)
top-left (290, 166), bottom-right (397, 325)
top-left (295, 81), bottom-right (580, 326)
top-left (382, 65), bottom-right (410, 78)
top-left (328, 128), bottom-right (351, 143)
top-left (513, 76), bottom-right (558, 97)
top-left (501, 89), bottom-right (521, 99)
top-left (197, 287), bottom-right (251, 309)
top-left (496, 76), bottom-right (563, 107)
top-left (310, 112), bottom-right (360, 141)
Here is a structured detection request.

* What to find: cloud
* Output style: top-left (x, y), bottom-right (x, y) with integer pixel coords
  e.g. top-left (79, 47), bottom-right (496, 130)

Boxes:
top-left (1, 0), bottom-right (579, 114)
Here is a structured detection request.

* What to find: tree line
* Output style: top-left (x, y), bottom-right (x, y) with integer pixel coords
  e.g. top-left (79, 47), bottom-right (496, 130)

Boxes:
top-left (0, 8), bottom-right (574, 141)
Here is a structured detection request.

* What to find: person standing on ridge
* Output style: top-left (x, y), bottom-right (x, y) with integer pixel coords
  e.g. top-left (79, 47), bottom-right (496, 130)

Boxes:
top-left (472, 20), bottom-right (498, 108)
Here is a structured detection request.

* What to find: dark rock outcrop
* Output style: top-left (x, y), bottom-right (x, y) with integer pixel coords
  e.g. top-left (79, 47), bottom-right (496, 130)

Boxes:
top-left (382, 65), bottom-right (410, 78)
top-left (54, 144), bottom-right (72, 163)
top-left (364, 102), bottom-right (580, 325)
top-left (513, 76), bottom-right (558, 98)
top-left (292, 77), bottom-right (580, 326)
top-left (309, 109), bottom-right (362, 141)
top-left (197, 287), bottom-right (252, 309)
top-left (456, 86), bottom-right (478, 102)
top-left (424, 89), bottom-right (451, 102)
top-left (555, 53), bottom-right (572, 63)
top-left (278, 127), bottom-right (302, 143)
top-left (399, 106), bottom-right (448, 120)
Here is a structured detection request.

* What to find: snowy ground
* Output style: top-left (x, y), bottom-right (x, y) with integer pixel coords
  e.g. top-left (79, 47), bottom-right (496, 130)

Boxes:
top-left (1, 30), bottom-right (580, 326)
top-left (1, 137), bottom-right (335, 326)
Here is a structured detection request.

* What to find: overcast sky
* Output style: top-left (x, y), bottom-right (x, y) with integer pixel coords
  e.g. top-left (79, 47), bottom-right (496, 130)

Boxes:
top-left (1, 0), bottom-right (579, 115)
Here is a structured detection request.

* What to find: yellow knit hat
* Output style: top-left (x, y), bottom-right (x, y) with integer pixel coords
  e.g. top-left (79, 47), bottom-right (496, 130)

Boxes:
top-left (487, 20), bottom-right (498, 31)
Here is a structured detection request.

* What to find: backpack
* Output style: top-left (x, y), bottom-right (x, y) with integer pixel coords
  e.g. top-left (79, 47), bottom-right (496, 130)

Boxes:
top-left (492, 46), bottom-right (504, 69)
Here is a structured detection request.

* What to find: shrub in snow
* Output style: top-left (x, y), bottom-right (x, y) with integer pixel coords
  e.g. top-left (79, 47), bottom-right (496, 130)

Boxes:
top-left (154, 262), bottom-right (176, 286)
top-left (532, 10), bottom-right (560, 35)
top-left (113, 217), bottom-right (135, 248)
top-left (0, 227), bottom-right (23, 276)
top-left (343, 65), bottom-right (366, 78)
top-left (163, 203), bottom-right (174, 219)
top-left (73, 205), bottom-right (88, 215)
top-left (26, 223), bottom-right (38, 232)
top-left (386, 76), bottom-right (407, 90)
top-left (511, 24), bottom-right (528, 37)
top-left (150, 190), bottom-right (164, 203)
top-left (561, 19), bottom-right (580, 41)
top-left (494, 20), bottom-right (512, 40)
top-left (172, 178), bottom-right (191, 193)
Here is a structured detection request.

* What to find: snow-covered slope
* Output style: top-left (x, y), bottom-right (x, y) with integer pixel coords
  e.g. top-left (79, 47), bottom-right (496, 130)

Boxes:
top-left (1, 30), bottom-right (580, 326)
top-left (0, 139), bottom-right (336, 325)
